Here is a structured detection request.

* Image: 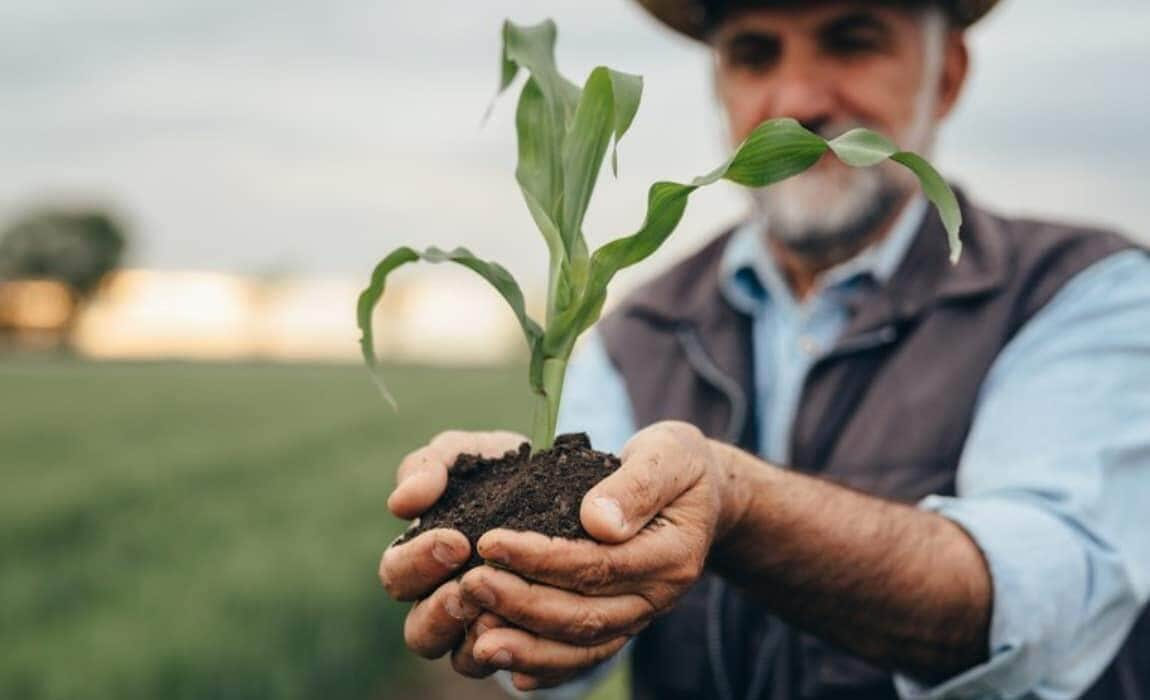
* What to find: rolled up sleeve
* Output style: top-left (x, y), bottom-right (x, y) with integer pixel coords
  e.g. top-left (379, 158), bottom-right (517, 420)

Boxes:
top-left (895, 251), bottom-right (1150, 699)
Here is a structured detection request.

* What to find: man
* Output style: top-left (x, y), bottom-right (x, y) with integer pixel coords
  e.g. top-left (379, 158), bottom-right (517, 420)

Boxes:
top-left (380, 1), bottom-right (1150, 698)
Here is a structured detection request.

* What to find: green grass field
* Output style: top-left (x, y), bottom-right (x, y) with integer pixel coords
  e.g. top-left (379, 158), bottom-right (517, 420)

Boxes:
top-left (0, 358), bottom-right (541, 699)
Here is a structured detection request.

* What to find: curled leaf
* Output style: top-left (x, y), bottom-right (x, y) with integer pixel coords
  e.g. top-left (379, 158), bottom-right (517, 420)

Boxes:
top-left (357, 246), bottom-right (544, 406)
top-left (829, 128), bottom-right (962, 262)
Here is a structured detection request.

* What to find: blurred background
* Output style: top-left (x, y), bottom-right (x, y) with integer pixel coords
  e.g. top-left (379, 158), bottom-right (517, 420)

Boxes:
top-left (2, 1), bottom-right (1147, 698)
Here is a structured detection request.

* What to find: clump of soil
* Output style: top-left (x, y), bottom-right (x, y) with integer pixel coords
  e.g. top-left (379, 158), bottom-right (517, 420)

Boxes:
top-left (397, 433), bottom-right (619, 572)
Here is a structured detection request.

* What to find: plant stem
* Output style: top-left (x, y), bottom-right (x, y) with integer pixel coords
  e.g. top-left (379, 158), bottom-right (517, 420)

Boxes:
top-left (530, 356), bottom-right (568, 452)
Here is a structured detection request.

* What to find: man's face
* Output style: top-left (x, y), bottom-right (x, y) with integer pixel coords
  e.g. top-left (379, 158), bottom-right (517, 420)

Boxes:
top-left (711, 2), bottom-right (954, 250)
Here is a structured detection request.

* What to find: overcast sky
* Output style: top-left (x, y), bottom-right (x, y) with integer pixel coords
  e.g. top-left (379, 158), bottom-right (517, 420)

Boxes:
top-left (2, 0), bottom-right (1148, 290)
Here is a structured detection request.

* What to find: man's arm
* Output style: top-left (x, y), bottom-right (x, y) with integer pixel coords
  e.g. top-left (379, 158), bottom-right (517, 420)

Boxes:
top-left (895, 249), bottom-right (1150, 698)
top-left (718, 249), bottom-right (1150, 694)
top-left (709, 446), bottom-right (991, 680)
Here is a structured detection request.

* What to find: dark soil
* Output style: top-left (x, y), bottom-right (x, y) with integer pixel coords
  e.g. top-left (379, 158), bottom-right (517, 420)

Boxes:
top-left (396, 433), bottom-right (619, 572)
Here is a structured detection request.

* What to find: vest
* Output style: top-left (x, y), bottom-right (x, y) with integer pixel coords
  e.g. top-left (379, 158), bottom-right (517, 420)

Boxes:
top-left (598, 193), bottom-right (1145, 699)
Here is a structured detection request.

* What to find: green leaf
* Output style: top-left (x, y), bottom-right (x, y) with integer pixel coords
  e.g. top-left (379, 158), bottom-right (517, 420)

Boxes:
top-left (607, 70), bottom-right (643, 175)
top-left (561, 67), bottom-right (637, 258)
top-left (828, 129), bottom-right (962, 263)
top-left (891, 152), bottom-right (963, 263)
top-left (544, 117), bottom-right (963, 359)
top-left (357, 246), bottom-right (545, 406)
top-left (497, 21), bottom-right (581, 257)
top-left (498, 41), bottom-right (517, 94)
top-left (356, 247), bottom-right (419, 407)
top-left (697, 118), bottom-right (829, 188)
top-left (585, 181), bottom-right (693, 290)
top-left (826, 127), bottom-right (899, 166)
top-left (558, 67), bottom-right (612, 257)
top-left (542, 179), bottom-right (694, 358)
top-left (516, 80), bottom-right (566, 267)
top-left (499, 20), bottom-right (581, 112)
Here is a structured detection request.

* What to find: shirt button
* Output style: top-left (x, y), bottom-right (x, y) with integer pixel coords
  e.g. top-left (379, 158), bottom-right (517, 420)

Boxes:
top-left (800, 336), bottom-right (820, 356)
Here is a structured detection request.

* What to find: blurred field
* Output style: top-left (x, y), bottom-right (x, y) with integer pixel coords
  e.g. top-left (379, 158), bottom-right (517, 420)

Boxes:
top-left (0, 358), bottom-right (540, 699)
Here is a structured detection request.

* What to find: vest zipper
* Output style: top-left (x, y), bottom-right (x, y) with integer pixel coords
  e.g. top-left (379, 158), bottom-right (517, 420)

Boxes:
top-left (674, 325), bottom-right (748, 445)
top-left (675, 324), bottom-right (748, 700)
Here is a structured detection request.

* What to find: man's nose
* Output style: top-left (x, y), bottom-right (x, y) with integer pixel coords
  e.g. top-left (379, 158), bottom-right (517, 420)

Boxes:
top-left (761, 61), bottom-right (836, 135)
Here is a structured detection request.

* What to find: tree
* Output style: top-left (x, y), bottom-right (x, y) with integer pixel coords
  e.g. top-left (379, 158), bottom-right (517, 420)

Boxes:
top-left (0, 206), bottom-right (130, 347)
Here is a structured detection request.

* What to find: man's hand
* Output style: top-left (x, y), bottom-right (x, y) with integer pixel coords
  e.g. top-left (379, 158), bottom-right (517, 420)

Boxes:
top-left (379, 430), bottom-right (525, 676)
top-left (380, 429), bottom-right (665, 689)
top-left (459, 421), bottom-right (745, 690)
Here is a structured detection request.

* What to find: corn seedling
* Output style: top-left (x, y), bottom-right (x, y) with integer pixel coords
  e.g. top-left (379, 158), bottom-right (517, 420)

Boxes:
top-left (358, 19), bottom-right (961, 452)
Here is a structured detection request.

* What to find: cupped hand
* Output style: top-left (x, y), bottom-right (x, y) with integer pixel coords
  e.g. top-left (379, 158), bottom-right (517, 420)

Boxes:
top-left (458, 421), bottom-right (743, 689)
top-left (379, 430), bottom-right (525, 674)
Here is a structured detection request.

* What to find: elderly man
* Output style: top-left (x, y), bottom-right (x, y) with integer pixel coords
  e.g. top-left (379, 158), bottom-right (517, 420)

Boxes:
top-left (380, 1), bottom-right (1150, 698)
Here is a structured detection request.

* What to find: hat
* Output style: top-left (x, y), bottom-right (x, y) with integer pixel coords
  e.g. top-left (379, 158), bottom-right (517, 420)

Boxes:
top-left (636, 0), bottom-right (999, 40)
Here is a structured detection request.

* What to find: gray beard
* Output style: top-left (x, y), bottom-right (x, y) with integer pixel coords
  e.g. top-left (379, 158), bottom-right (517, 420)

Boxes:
top-left (750, 170), bottom-right (907, 268)
top-left (745, 139), bottom-right (924, 267)
top-left (740, 81), bottom-right (940, 266)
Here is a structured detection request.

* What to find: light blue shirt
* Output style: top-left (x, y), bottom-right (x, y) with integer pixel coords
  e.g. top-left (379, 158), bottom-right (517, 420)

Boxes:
top-left (533, 201), bottom-right (1150, 699)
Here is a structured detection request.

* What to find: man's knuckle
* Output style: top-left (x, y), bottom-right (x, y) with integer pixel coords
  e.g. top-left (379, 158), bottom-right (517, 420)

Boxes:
top-left (576, 557), bottom-right (616, 591)
top-left (571, 607), bottom-right (609, 644)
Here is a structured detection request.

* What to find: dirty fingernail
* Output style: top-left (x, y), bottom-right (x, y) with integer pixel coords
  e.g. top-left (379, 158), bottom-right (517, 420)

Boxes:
top-left (595, 497), bottom-right (626, 531)
top-left (482, 541), bottom-right (508, 566)
top-left (444, 593), bottom-right (466, 620)
top-left (469, 581), bottom-right (496, 608)
top-left (490, 649), bottom-right (512, 668)
top-left (433, 540), bottom-right (460, 567)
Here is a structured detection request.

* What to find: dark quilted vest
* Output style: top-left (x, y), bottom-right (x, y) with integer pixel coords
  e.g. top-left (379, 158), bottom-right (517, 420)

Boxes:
top-left (598, 193), bottom-right (1146, 700)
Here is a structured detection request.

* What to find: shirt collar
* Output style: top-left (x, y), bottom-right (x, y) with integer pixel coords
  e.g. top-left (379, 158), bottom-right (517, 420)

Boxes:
top-left (720, 195), bottom-right (929, 314)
